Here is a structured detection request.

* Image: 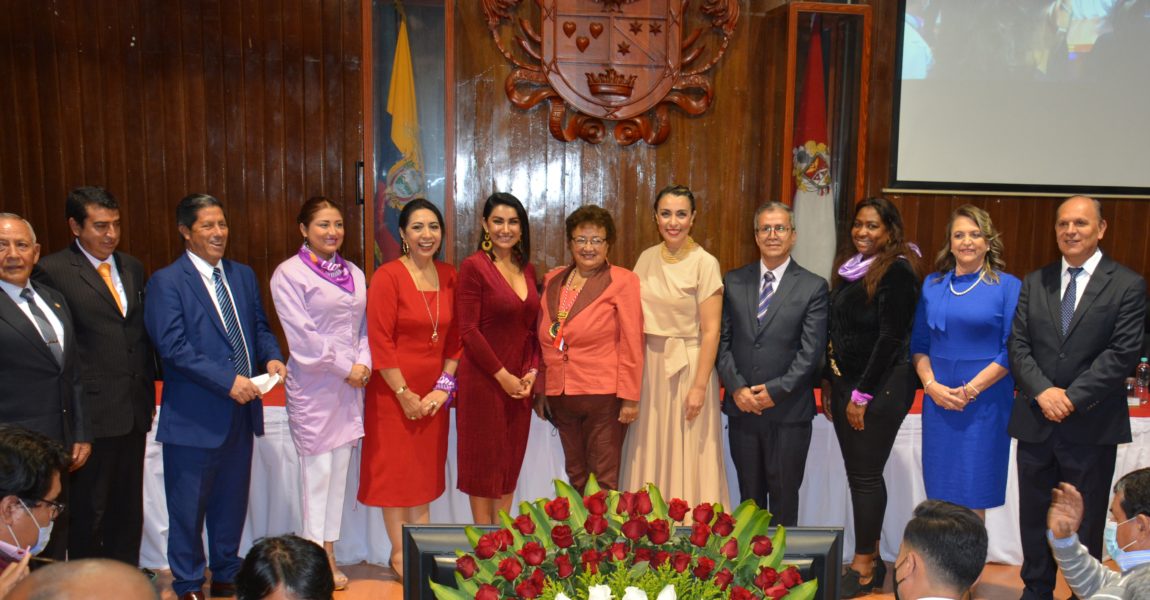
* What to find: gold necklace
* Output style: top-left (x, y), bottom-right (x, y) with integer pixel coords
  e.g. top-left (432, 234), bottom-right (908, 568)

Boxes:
top-left (406, 257), bottom-right (441, 344)
top-left (660, 237), bottom-right (697, 263)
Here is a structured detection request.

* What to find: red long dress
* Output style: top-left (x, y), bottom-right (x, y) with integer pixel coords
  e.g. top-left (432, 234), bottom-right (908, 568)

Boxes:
top-left (358, 259), bottom-right (460, 507)
top-left (455, 252), bottom-right (541, 498)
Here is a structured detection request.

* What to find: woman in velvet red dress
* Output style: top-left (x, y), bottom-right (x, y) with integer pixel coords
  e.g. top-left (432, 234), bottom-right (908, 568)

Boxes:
top-left (455, 192), bottom-right (541, 524)
top-left (358, 199), bottom-right (460, 579)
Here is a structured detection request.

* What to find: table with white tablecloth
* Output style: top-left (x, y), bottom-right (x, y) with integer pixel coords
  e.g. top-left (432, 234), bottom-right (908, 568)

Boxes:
top-left (139, 391), bottom-right (1150, 568)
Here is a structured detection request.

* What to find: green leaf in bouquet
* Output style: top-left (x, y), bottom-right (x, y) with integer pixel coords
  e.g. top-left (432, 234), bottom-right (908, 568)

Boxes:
top-left (453, 569), bottom-right (479, 595)
top-left (647, 482), bottom-right (669, 520)
top-left (524, 500), bottom-right (556, 549)
top-left (464, 525), bottom-right (485, 550)
top-left (429, 579), bottom-right (472, 600)
top-left (585, 472), bottom-right (602, 496)
top-left (733, 510), bottom-right (771, 564)
top-left (499, 509), bottom-right (525, 546)
top-left (785, 578), bottom-right (819, 600)
top-left (554, 479), bottom-right (590, 528)
top-left (758, 526), bottom-right (787, 571)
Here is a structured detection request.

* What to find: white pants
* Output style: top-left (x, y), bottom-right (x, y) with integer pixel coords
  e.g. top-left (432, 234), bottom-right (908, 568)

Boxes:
top-left (299, 442), bottom-right (354, 544)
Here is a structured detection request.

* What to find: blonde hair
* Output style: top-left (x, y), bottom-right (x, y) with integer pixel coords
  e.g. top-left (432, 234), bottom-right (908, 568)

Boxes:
top-left (932, 204), bottom-right (1005, 284)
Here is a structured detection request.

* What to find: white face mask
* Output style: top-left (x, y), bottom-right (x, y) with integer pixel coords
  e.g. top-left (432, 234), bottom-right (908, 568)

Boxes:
top-left (0, 500), bottom-right (54, 559)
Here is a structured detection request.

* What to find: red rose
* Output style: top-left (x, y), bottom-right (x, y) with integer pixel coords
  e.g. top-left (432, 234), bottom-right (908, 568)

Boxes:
top-left (633, 548), bottom-right (653, 563)
top-left (693, 502), bottom-right (714, 525)
top-left (530, 568), bottom-right (546, 585)
top-left (496, 528), bottom-right (514, 549)
top-left (780, 566), bottom-right (804, 588)
top-left (714, 568), bottom-right (734, 591)
top-left (514, 514), bottom-right (536, 535)
top-left (581, 549), bottom-right (604, 574)
top-left (646, 519), bottom-right (671, 545)
top-left (689, 522), bottom-right (711, 547)
top-left (617, 491), bottom-right (636, 515)
top-left (621, 516), bottom-right (648, 540)
top-left (476, 584), bottom-right (501, 600)
top-left (752, 535), bottom-right (773, 556)
top-left (555, 553), bottom-right (574, 578)
top-left (475, 533), bottom-right (498, 559)
top-left (755, 566), bottom-right (779, 590)
top-left (583, 490), bottom-right (608, 515)
top-left (608, 542), bottom-right (628, 561)
top-left (651, 550), bottom-right (670, 568)
top-left (764, 584), bottom-right (789, 599)
top-left (518, 541), bottom-right (546, 566)
top-left (496, 556), bottom-right (523, 582)
top-left (720, 537), bottom-right (739, 560)
top-left (551, 524), bottom-right (574, 548)
top-left (712, 512), bottom-right (735, 537)
top-left (668, 498), bottom-right (690, 521)
top-left (456, 555), bottom-right (478, 579)
top-left (545, 497), bottom-right (570, 521)
top-left (585, 514), bottom-right (609, 535)
top-left (671, 551), bottom-right (692, 573)
top-left (693, 556), bottom-right (716, 580)
top-left (515, 571), bottom-right (544, 599)
top-left (729, 585), bottom-right (755, 600)
top-left (634, 491), bottom-right (653, 515)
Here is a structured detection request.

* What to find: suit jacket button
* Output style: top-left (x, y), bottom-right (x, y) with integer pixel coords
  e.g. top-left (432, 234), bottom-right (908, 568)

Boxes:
top-left (1059, 353), bottom-right (1066, 358)
top-left (754, 344), bottom-right (761, 349)
top-left (562, 354), bottom-right (569, 362)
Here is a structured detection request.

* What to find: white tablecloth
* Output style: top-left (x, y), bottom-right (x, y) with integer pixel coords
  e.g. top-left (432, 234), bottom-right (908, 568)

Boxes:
top-left (140, 408), bottom-right (1150, 568)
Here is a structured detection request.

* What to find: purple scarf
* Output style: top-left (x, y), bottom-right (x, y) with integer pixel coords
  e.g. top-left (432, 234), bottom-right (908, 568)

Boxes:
top-left (297, 244), bottom-right (354, 293)
top-left (837, 243), bottom-right (922, 282)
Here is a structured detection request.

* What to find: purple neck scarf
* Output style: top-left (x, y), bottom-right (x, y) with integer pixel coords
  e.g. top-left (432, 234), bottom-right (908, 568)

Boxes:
top-left (837, 253), bottom-right (877, 282)
top-left (298, 244), bottom-right (354, 293)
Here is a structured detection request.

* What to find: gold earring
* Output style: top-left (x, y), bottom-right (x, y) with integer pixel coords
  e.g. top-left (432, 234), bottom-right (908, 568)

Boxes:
top-left (481, 231), bottom-right (493, 252)
top-left (401, 239), bottom-right (410, 255)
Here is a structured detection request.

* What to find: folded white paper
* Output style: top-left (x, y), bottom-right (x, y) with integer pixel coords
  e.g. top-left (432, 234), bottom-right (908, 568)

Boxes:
top-left (250, 373), bottom-right (282, 395)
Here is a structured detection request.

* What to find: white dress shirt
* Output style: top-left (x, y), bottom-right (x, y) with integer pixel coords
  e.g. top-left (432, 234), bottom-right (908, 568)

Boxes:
top-left (1060, 248), bottom-right (1103, 312)
top-left (186, 251), bottom-right (251, 361)
top-left (0, 279), bottom-right (66, 353)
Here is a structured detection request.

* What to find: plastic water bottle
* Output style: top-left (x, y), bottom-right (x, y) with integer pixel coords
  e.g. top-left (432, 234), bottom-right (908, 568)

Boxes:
top-left (1136, 357), bottom-right (1150, 403)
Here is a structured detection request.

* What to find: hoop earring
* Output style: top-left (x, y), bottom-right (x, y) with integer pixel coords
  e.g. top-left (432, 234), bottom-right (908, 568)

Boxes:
top-left (401, 239), bottom-right (410, 255)
top-left (481, 231), bottom-right (493, 252)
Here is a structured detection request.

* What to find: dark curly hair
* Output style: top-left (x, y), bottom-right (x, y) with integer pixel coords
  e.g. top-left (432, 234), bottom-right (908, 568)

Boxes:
top-left (565, 204), bottom-right (616, 246)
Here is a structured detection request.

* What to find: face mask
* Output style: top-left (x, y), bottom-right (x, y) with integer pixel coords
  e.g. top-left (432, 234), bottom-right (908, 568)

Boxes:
top-left (893, 557), bottom-right (909, 600)
top-left (2, 500), bottom-right (54, 558)
top-left (1105, 517), bottom-right (1137, 564)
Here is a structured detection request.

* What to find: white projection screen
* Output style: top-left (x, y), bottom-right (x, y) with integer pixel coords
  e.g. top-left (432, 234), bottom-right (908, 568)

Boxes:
top-left (890, 0), bottom-right (1150, 195)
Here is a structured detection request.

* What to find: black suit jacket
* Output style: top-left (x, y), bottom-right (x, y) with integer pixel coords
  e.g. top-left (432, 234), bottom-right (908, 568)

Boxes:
top-left (34, 242), bottom-right (155, 438)
top-left (716, 259), bottom-right (829, 424)
top-left (0, 281), bottom-right (88, 445)
top-left (1008, 253), bottom-right (1147, 445)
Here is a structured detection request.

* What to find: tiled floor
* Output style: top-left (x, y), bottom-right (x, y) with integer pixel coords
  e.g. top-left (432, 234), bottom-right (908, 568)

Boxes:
top-left (151, 561), bottom-right (1073, 599)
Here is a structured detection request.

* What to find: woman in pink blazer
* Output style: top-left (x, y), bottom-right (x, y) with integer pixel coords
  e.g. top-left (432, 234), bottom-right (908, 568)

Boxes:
top-left (534, 204), bottom-right (643, 492)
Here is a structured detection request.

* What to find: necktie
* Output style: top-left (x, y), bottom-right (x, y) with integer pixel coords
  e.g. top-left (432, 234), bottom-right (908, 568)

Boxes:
top-left (757, 271), bottom-right (776, 324)
top-left (1061, 267), bottom-right (1083, 335)
top-left (20, 288), bottom-right (64, 366)
top-left (213, 267), bottom-right (251, 377)
top-left (96, 263), bottom-right (124, 315)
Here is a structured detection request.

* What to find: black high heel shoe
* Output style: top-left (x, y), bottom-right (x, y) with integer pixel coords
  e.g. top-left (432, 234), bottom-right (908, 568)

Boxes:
top-left (841, 558), bottom-right (886, 598)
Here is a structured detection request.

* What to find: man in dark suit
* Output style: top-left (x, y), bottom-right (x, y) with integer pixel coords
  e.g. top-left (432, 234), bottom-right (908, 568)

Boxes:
top-left (1009, 195), bottom-right (1147, 600)
top-left (33, 187), bottom-right (155, 565)
top-left (716, 201), bottom-right (829, 526)
top-left (0, 213), bottom-right (90, 561)
top-left (145, 194), bottom-right (285, 600)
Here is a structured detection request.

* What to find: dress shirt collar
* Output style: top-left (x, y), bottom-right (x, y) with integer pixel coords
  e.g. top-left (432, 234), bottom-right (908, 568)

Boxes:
top-left (1061, 248), bottom-right (1102, 278)
top-left (75, 240), bottom-right (118, 272)
top-left (0, 278), bottom-right (33, 303)
top-left (186, 250), bottom-right (223, 279)
top-left (759, 256), bottom-right (791, 284)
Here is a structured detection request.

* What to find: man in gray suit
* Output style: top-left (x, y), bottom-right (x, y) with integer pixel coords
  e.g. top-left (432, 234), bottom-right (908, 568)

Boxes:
top-left (1009, 195), bottom-right (1147, 600)
top-left (35, 187), bottom-right (155, 564)
top-left (716, 201), bottom-right (828, 526)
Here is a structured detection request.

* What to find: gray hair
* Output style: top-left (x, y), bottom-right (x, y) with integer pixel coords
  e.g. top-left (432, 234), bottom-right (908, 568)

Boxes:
top-left (752, 202), bottom-right (795, 231)
top-left (0, 212), bottom-right (37, 243)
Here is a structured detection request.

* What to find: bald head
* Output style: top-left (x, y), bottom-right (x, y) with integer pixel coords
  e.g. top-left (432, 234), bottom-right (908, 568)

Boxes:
top-left (8, 559), bottom-right (159, 600)
top-left (1055, 195), bottom-right (1107, 267)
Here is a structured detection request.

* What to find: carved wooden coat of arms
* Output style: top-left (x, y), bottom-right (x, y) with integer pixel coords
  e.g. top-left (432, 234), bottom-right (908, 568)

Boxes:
top-left (482, 0), bottom-right (739, 145)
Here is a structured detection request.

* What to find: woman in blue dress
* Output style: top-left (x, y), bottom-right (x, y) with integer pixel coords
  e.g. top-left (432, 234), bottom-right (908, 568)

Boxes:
top-left (911, 204), bottom-right (1021, 516)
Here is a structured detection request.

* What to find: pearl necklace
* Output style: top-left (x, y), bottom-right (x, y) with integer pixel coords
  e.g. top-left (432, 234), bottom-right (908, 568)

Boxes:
top-left (948, 272), bottom-right (982, 296)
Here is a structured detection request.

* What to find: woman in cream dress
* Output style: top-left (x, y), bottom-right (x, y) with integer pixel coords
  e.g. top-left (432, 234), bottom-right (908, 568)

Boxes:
top-left (620, 185), bottom-right (729, 506)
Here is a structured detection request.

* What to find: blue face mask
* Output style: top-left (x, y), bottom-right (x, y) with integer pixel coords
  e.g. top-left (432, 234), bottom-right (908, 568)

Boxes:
top-left (1105, 517), bottom-right (1137, 564)
top-left (1, 500), bottom-right (54, 558)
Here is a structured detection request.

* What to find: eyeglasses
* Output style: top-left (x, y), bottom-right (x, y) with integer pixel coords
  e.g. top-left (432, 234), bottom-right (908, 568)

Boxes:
top-left (23, 497), bottom-right (66, 520)
top-left (756, 225), bottom-right (793, 236)
top-left (571, 237), bottom-right (606, 248)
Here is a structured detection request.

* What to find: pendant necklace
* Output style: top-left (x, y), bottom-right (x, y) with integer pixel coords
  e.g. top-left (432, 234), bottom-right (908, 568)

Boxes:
top-left (416, 266), bottom-right (441, 344)
top-left (550, 272), bottom-right (583, 348)
top-left (948, 272), bottom-right (982, 296)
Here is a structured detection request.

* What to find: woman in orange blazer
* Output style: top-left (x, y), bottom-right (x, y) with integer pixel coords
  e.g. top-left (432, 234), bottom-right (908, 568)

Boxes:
top-left (534, 205), bottom-right (644, 492)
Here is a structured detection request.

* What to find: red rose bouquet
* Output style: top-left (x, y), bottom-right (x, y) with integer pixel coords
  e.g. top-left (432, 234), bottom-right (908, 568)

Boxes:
top-left (430, 476), bottom-right (818, 600)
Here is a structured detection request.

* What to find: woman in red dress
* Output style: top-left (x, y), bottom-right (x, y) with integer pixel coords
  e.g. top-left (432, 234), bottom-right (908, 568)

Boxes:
top-left (455, 192), bottom-right (541, 524)
top-left (358, 199), bottom-right (460, 579)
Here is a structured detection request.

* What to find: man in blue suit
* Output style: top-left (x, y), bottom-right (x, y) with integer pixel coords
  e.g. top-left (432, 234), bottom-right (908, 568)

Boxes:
top-left (145, 194), bottom-right (285, 600)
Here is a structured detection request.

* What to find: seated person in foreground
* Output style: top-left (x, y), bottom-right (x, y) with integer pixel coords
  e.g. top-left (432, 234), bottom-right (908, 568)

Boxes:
top-left (1048, 468), bottom-right (1150, 599)
top-left (894, 499), bottom-right (988, 600)
top-left (6, 558), bottom-right (158, 600)
top-left (237, 535), bottom-right (334, 600)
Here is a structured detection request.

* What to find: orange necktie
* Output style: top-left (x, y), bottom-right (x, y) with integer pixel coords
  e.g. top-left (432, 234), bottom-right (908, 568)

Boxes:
top-left (97, 262), bottom-right (124, 314)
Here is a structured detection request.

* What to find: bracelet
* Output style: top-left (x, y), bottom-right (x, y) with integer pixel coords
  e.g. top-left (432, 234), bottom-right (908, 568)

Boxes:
top-left (850, 389), bottom-right (874, 406)
top-left (967, 382), bottom-right (981, 395)
top-left (393, 385), bottom-right (408, 395)
top-left (434, 372), bottom-right (458, 407)
top-left (526, 368), bottom-right (539, 377)
top-left (924, 380), bottom-right (935, 390)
